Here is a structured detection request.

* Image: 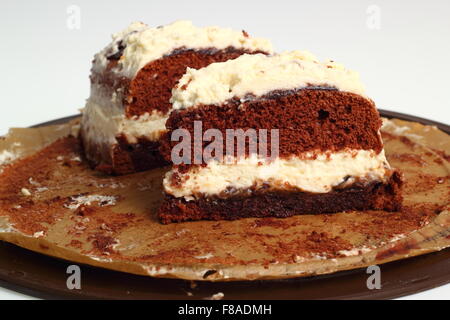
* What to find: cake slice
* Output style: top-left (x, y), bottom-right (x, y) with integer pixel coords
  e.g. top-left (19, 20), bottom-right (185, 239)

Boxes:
top-left (80, 21), bottom-right (272, 175)
top-left (158, 51), bottom-right (403, 224)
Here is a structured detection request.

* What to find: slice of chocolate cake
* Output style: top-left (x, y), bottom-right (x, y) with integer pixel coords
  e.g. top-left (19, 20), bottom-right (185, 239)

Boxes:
top-left (80, 21), bottom-right (272, 175)
top-left (158, 51), bottom-right (403, 224)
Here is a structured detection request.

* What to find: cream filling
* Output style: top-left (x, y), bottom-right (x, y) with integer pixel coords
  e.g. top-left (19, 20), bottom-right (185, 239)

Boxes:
top-left (81, 84), bottom-right (167, 146)
top-left (171, 51), bottom-right (366, 110)
top-left (163, 149), bottom-right (390, 200)
top-left (93, 20), bottom-right (273, 78)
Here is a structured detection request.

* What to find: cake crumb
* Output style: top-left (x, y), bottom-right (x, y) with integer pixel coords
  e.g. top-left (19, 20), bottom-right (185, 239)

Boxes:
top-left (36, 187), bottom-right (49, 193)
top-left (29, 177), bottom-right (39, 186)
top-left (194, 253), bottom-right (214, 260)
top-left (65, 194), bottom-right (117, 210)
top-left (206, 292), bottom-right (224, 300)
top-left (21, 188), bottom-right (32, 196)
top-left (33, 231), bottom-right (45, 238)
top-left (0, 150), bottom-right (18, 165)
top-left (293, 255), bottom-right (306, 263)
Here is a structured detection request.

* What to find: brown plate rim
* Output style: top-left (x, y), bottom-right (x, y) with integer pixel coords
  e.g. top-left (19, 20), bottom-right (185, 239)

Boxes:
top-left (0, 109), bottom-right (448, 300)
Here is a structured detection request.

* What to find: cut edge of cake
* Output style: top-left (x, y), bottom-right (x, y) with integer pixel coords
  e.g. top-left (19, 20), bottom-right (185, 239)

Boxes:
top-left (158, 51), bottom-right (403, 223)
top-left (80, 21), bottom-right (273, 175)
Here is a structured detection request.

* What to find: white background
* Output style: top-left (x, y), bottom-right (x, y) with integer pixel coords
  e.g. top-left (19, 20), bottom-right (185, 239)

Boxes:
top-left (0, 0), bottom-right (449, 299)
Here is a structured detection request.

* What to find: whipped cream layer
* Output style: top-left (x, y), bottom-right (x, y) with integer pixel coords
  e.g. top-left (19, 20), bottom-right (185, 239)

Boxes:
top-left (93, 20), bottom-right (273, 79)
top-left (164, 149), bottom-right (390, 200)
top-left (82, 84), bottom-right (167, 147)
top-left (171, 51), bottom-right (366, 110)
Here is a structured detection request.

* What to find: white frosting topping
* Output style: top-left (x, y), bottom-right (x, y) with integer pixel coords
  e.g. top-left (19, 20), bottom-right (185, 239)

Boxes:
top-left (92, 20), bottom-right (273, 78)
top-left (171, 51), bottom-right (366, 109)
top-left (163, 149), bottom-right (390, 200)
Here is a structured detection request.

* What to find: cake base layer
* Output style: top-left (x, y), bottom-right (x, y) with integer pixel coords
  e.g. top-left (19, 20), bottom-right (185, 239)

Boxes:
top-left (82, 135), bottom-right (168, 175)
top-left (158, 171), bottom-right (403, 224)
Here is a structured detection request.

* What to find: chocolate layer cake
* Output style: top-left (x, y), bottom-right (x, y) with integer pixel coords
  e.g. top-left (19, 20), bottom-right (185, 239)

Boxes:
top-left (80, 21), bottom-right (272, 175)
top-left (158, 51), bottom-right (403, 223)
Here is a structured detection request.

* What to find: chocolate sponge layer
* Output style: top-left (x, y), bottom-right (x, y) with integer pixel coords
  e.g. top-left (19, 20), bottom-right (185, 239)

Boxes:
top-left (161, 89), bottom-right (383, 172)
top-left (158, 171), bottom-right (403, 224)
